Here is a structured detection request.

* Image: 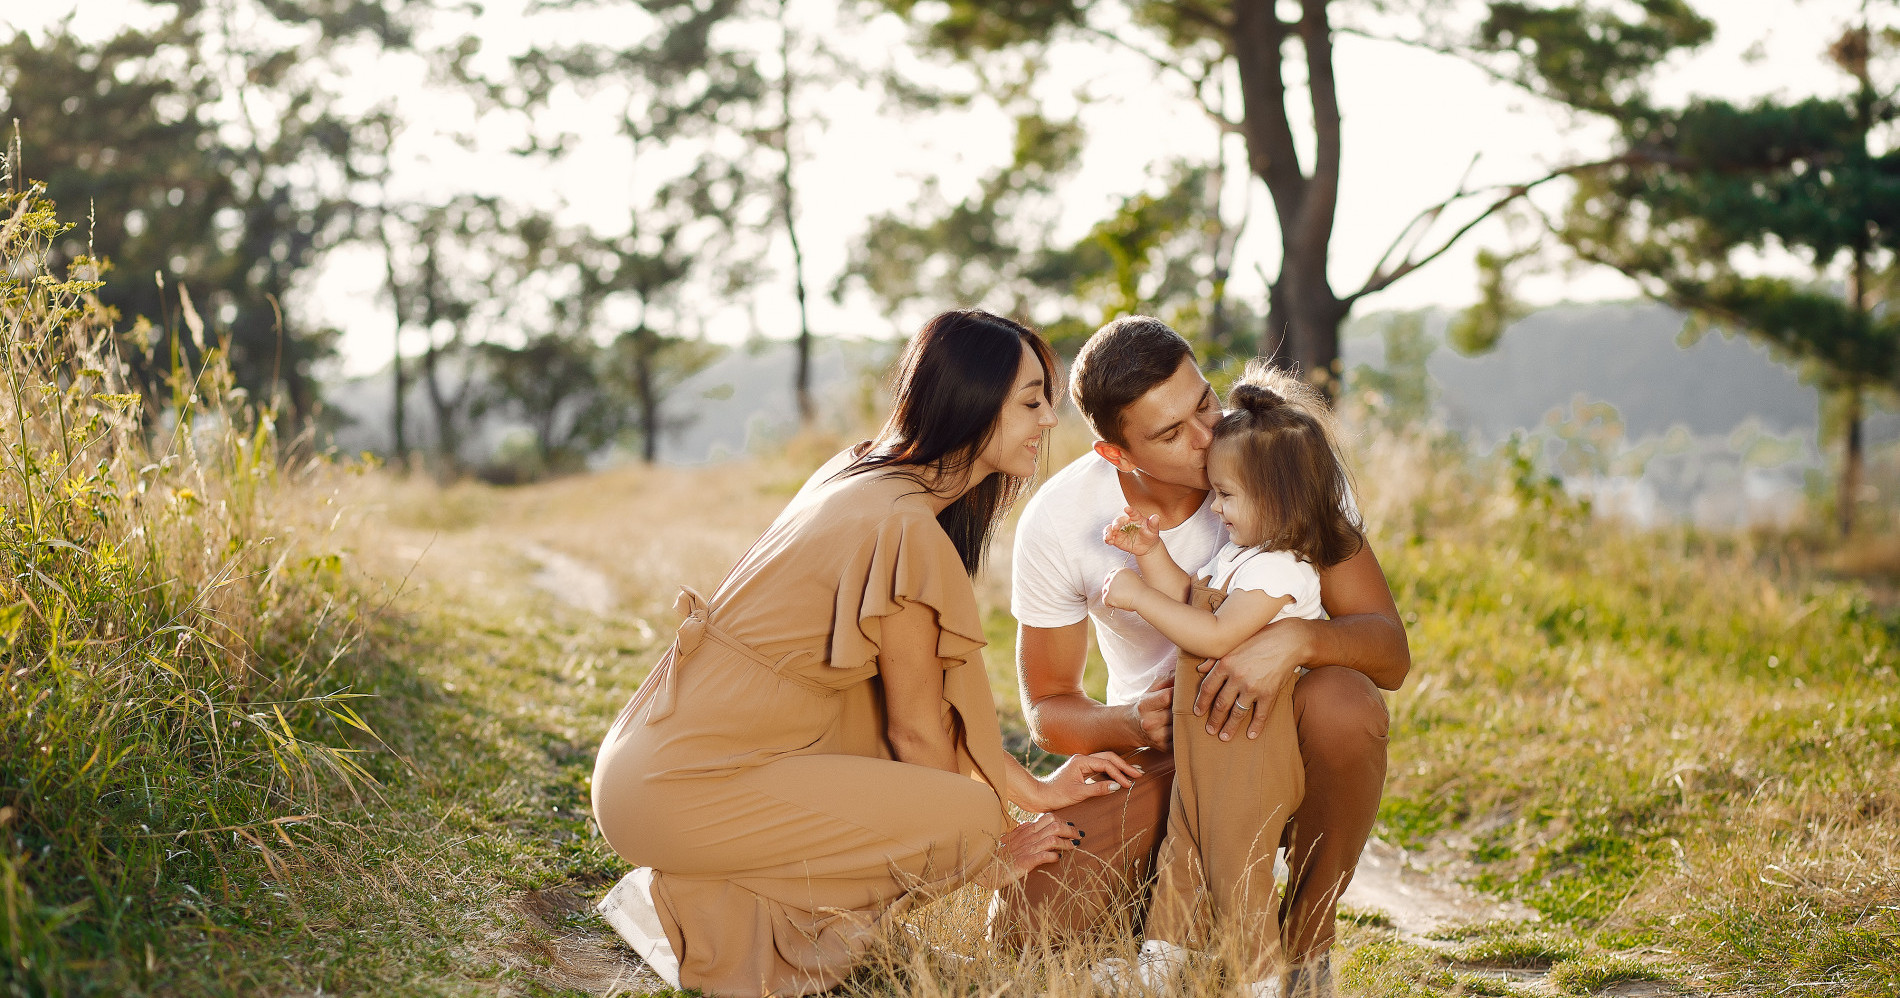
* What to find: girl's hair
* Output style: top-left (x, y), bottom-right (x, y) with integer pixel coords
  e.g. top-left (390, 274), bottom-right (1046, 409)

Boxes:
top-left (841, 309), bottom-right (1060, 576)
top-left (1214, 362), bottom-right (1363, 568)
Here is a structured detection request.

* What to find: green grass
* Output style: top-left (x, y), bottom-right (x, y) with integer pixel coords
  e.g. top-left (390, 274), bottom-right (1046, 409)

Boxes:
top-left (1355, 427), bottom-right (1900, 996)
top-left (1547, 954), bottom-right (1668, 994)
top-left (9, 170), bottom-right (1900, 995)
top-left (0, 178), bottom-right (393, 994)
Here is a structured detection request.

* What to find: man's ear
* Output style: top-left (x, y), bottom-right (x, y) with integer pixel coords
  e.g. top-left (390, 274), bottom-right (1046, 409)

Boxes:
top-left (1092, 439), bottom-right (1137, 473)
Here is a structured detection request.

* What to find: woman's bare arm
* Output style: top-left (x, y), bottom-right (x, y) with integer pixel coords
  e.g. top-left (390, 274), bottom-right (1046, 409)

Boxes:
top-left (883, 600), bottom-right (1145, 810)
top-left (877, 597), bottom-right (959, 773)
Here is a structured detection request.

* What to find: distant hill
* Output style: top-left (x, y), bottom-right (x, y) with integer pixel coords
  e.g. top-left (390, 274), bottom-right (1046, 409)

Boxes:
top-left (321, 337), bottom-right (901, 467)
top-left (1340, 301), bottom-right (1897, 526)
top-left (321, 303), bottom-right (1893, 525)
top-left (1349, 303), bottom-right (1816, 440)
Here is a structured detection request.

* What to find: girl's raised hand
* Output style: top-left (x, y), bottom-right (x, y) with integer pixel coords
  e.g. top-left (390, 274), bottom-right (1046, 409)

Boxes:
top-left (1103, 506), bottom-right (1161, 556)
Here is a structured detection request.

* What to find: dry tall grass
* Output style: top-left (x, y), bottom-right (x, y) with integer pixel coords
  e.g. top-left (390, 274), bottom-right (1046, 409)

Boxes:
top-left (333, 393), bottom-right (1899, 995)
top-left (0, 173), bottom-right (380, 995)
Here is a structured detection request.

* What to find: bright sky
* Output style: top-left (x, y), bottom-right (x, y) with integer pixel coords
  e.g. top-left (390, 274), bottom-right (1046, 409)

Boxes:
top-left (4, 0), bottom-right (1865, 376)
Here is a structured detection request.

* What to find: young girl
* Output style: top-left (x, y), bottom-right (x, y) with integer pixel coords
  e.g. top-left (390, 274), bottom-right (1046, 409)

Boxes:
top-left (1097, 364), bottom-right (1363, 998)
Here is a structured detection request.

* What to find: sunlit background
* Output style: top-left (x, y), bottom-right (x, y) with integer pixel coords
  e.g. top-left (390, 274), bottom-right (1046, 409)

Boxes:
top-left (4, 0), bottom-right (1895, 524)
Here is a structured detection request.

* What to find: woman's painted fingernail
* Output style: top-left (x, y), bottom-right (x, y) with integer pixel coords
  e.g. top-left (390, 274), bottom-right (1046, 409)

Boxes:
top-left (1067, 821), bottom-right (1077, 827)
top-left (1078, 830), bottom-right (1087, 837)
top-left (1072, 839), bottom-right (1082, 846)
top-left (1083, 777), bottom-right (1095, 785)
top-left (1107, 782), bottom-right (1120, 791)
top-left (1133, 766), bottom-right (1146, 774)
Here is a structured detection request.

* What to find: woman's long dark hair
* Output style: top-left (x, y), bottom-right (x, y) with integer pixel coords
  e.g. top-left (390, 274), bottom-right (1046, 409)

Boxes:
top-left (841, 310), bottom-right (1060, 576)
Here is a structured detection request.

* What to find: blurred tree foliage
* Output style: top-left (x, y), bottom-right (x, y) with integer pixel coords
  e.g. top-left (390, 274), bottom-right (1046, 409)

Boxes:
top-left (1464, 10), bottom-right (1900, 534)
top-left (378, 196), bottom-right (561, 473)
top-left (858, 0), bottom-right (1707, 389)
top-left (1348, 309), bottom-right (1436, 431)
top-left (0, 0), bottom-right (421, 427)
top-left (450, 0), bottom-right (763, 465)
top-left (838, 103), bottom-right (1257, 360)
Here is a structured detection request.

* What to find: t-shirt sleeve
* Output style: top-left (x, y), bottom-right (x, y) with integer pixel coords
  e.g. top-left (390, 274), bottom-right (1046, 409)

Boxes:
top-left (829, 509), bottom-right (988, 671)
top-left (1010, 496), bottom-right (1089, 628)
top-left (1225, 550), bottom-right (1321, 609)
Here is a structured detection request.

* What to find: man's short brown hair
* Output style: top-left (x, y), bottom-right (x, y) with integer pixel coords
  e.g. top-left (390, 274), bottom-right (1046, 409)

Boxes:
top-left (1070, 316), bottom-right (1194, 446)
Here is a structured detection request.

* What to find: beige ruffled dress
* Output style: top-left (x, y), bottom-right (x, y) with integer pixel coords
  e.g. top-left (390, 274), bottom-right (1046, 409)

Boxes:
top-left (590, 468), bottom-right (1012, 997)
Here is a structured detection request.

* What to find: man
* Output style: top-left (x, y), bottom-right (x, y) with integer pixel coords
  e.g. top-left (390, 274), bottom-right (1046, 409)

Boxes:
top-left (1005, 316), bottom-right (1409, 992)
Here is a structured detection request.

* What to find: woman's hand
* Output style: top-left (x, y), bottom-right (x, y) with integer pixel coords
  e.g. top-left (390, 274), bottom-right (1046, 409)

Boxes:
top-left (1103, 506), bottom-right (1161, 556)
top-left (1026, 751), bottom-right (1146, 812)
top-left (984, 814), bottom-right (1083, 888)
top-left (1102, 567), bottom-right (1146, 611)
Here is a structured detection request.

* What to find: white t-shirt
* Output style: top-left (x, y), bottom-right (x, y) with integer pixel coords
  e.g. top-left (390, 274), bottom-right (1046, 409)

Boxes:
top-left (1012, 453), bottom-right (1225, 705)
top-left (1203, 543), bottom-right (1324, 624)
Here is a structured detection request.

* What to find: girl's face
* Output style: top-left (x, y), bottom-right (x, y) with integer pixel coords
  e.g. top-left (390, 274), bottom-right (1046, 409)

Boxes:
top-left (1207, 442), bottom-right (1263, 546)
top-left (972, 340), bottom-right (1058, 481)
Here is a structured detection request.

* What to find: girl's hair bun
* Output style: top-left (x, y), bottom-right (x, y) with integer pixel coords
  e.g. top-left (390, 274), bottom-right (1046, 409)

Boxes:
top-left (1228, 381), bottom-right (1283, 412)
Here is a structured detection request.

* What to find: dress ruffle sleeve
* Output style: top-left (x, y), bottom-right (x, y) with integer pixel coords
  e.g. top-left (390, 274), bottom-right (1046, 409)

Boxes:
top-left (829, 510), bottom-right (1011, 813)
top-left (829, 510), bottom-right (988, 672)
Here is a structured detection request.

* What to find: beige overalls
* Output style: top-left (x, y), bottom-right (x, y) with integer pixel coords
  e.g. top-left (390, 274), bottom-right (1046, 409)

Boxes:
top-left (991, 577), bottom-right (1304, 979)
top-left (1145, 576), bottom-right (1305, 979)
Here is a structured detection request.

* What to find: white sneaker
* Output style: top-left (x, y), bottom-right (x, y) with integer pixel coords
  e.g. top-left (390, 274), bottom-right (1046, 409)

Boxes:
top-left (1247, 976), bottom-right (1287, 998)
top-left (597, 867), bottom-right (681, 988)
top-left (1091, 939), bottom-right (1191, 993)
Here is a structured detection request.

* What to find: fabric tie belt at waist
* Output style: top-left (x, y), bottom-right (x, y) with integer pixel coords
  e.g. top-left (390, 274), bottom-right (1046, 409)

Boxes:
top-left (621, 586), bottom-right (832, 729)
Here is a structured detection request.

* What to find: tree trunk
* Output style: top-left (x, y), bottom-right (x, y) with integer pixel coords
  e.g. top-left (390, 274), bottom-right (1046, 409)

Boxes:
top-left (778, 0), bottom-right (814, 426)
top-left (634, 327), bottom-right (658, 464)
top-left (420, 335), bottom-right (461, 474)
top-left (392, 340), bottom-right (406, 467)
top-left (1839, 386), bottom-right (1862, 537)
top-left (1232, 0), bottom-right (1349, 397)
top-left (1842, 245), bottom-right (1868, 536)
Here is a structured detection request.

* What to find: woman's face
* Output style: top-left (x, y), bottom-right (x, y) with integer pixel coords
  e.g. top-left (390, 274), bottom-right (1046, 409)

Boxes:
top-left (972, 340), bottom-right (1058, 481)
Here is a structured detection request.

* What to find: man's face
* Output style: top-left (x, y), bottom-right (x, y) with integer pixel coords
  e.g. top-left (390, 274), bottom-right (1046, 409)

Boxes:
top-left (1110, 356), bottom-right (1220, 490)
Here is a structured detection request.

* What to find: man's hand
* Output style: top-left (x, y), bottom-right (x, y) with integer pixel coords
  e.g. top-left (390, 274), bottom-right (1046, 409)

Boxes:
top-left (1194, 617), bottom-right (1311, 741)
top-left (1136, 669), bottom-right (1174, 751)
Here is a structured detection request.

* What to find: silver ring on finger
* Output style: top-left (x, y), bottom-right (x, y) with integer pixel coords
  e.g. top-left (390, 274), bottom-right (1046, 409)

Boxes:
top-left (1233, 700), bottom-right (1254, 711)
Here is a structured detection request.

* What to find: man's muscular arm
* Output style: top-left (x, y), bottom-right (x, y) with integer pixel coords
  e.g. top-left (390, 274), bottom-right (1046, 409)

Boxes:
top-left (1194, 540), bottom-right (1411, 740)
top-left (1018, 621), bottom-right (1172, 754)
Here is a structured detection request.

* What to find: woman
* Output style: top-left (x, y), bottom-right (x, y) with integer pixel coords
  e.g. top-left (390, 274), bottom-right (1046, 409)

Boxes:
top-left (590, 310), bottom-right (1142, 997)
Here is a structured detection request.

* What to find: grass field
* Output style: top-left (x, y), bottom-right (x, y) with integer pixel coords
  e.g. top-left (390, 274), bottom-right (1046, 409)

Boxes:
top-left (6, 175), bottom-right (1898, 996)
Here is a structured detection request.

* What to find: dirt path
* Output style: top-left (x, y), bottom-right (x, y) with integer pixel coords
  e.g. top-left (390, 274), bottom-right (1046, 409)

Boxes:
top-left (1339, 836), bottom-right (1538, 939)
top-left (520, 541), bottom-right (617, 616)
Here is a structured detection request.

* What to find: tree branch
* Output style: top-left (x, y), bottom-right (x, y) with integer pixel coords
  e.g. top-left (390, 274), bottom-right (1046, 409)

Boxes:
top-left (1296, 0), bottom-right (1342, 269)
top-left (1158, 0), bottom-right (1235, 36)
top-left (1334, 27), bottom-right (1551, 103)
top-left (1345, 152), bottom-right (1659, 305)
top-left (1075, 22), bottom-right (1239, 133)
